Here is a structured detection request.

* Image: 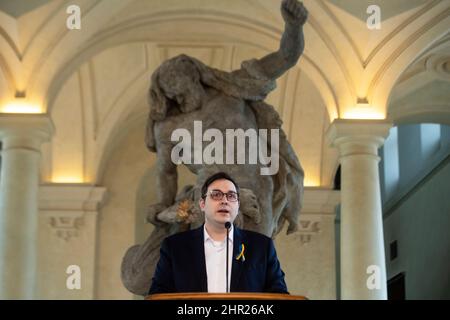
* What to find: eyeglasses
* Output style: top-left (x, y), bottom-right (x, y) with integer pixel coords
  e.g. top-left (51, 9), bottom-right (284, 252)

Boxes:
top-left (206, 190), bottom-right (239, 202)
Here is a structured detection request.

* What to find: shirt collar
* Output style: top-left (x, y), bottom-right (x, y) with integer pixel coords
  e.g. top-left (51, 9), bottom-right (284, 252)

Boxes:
top-left (204, 224), bottom-right (234, 244)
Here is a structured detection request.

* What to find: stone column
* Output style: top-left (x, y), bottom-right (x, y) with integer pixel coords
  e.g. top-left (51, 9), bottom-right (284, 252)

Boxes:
top-left (0, 113), bottom-right (54, 299)
top-left (327, 119), bottom-right (392, 300)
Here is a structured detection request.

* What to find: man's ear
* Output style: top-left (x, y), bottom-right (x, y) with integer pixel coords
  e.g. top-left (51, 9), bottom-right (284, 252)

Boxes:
top-left (199, 198), bottom-right (205, 210)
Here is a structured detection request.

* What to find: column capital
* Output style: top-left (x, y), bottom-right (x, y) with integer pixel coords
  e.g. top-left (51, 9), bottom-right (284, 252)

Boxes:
top-left (0, 113), bottom-right (54, 150)
top-left (326, 119), bottom-right (392, 158)
top-left (326, 119), bottom-right (392, 148)
top-left (302, 187), bottom-right (340, 214)
top-left (39, 184), bottom-right (108, 212)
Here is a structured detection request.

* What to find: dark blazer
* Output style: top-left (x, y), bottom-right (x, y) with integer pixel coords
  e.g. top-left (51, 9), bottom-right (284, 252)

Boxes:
top-left (149, 225), bottom-right (288, 294)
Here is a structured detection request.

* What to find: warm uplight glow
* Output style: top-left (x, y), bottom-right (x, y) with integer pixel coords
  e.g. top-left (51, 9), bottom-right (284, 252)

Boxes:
top-left (304, 177), bottom-right (320, 187)
top-left (2, 100), bottom-right (42, 113)
top-left (52, 175), bottom-right (84, 183)
top-left (342, 104), bottom-right (385, 120)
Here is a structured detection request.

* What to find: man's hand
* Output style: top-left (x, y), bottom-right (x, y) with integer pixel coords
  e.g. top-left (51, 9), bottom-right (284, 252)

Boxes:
top-left (281, 0), bottom-right (308, 26)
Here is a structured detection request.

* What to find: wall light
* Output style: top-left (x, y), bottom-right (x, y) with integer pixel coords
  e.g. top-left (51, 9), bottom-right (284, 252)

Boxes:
top-left (342, 99), bottom-right (385, 120)
top-left (1, 98), bottom-right (42, 114)
top-left (304, 175), bottom-right (321, 187)
top-left (52, 175), bottom-right (84, 184)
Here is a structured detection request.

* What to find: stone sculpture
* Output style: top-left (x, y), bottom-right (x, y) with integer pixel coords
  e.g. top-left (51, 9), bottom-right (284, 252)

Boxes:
top-left (121, 0), bottom-right (308, 296)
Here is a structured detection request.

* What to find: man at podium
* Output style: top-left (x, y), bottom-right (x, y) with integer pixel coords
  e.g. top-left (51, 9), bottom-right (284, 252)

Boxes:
top-left (149, 172), bottom-right (288, 294)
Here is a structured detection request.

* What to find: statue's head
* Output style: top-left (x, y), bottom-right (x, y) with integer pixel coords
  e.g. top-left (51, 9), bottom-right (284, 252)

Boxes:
top-left (149, 54), bottom-right (206, 121)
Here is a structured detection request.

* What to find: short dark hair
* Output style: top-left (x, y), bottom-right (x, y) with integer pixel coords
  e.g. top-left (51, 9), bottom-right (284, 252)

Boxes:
top-left (201, 172), bottom-right (240, 199)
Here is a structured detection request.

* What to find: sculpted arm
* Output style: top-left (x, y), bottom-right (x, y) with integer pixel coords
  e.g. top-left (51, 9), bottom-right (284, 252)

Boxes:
top-left (156, 141), bottom-right (178, 207)
top-left (253, 0), bottom-right (308, 80)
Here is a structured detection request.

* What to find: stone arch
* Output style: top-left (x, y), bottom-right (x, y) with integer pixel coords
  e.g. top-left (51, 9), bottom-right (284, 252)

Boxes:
top-left (0, 25), bottom-right (20, 100)
top-left (43, 9), bottom-right (344, 121)
top-left (41, 12), bottom-right (347, 186)
top-left (370, 4), bottom-right (450, 113)
top-left (386, 33), bottom-right (450, 125)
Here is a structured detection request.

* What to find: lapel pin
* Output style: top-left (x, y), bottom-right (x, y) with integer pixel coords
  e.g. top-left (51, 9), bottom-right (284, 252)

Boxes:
top-left (236, 243), bottom-right (245, 262)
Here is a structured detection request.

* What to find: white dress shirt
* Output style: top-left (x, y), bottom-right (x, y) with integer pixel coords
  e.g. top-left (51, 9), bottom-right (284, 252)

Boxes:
top-left (204, 225), bottom-right (234, 293)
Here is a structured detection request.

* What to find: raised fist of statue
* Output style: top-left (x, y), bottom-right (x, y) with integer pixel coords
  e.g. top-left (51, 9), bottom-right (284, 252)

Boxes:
top-left (281, 0), bottom-right (308, 26)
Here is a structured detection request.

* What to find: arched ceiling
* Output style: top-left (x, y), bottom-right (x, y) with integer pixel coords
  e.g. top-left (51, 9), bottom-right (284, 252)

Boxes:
top-left (328, 0), bottom-right (428, 21)
top-left (388, 32), bottom-right (450, 125)
top-left (0, 0), bottom-right (53, 18)
top-left (1, 0), bottom-right (449, 186)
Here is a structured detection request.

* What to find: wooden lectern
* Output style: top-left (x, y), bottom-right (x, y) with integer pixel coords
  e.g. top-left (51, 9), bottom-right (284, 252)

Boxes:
top-left (147, 292), bottom-right (307, 300)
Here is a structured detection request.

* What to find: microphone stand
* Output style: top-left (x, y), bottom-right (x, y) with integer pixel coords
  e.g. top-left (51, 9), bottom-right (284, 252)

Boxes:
top-left (225, 222), bottom-right (231, 293)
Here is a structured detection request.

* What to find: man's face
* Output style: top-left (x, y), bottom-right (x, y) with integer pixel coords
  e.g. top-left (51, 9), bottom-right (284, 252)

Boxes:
top-left (199, 179), bottom-right (240, 228)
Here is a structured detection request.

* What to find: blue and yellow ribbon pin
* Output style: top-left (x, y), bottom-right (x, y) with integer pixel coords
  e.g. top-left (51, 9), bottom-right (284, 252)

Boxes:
top-left (236, 243), bottom-right (245, 262)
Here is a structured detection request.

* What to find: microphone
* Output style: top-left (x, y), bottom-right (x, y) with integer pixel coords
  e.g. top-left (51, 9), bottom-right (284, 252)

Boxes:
top-left (225, 222), bottom-right (231, 293)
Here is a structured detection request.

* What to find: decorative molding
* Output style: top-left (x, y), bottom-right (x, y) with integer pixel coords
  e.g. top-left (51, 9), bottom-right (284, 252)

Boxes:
top-left (288, 68), bottom-right (301, 142)
top-left (326, 119), bottom-right (393, 152)
top-left (317, 0), bottom-right (363, 65)
top-left (294, 215), bottom-right (322, 245)
top-left (27, 0), bottom-right (103, 96)
top-left (21, 1), bottom-right (68, 57)
top-left (388, 103), bottom-right (450, 125)
top-left (88, 59), bottom-right (99, 139)
top-left (292, 188), bottom-right (340, 245)
top-left (302, 187), bottom-right (340, 214)
top-left (390, 51), bottom-right (450, 102)
top-left (364, 0), bottom-right (441, 68)
top-left (368, 5), bottom-right (450, 100)
top-left (306, 12), bottom-right (356, 99)
top-left (43, 210), bottom-right (85, 242)
top-left (426, 53), bottom-right (450, 81)
top-left (301, 55), bottom-right (340, 119)
top-left (0, 24), bottom-right (22, 60)
top-left (0, 114), bottom-right (54, 150)
top-left (415, 32), bottom-right (450, 62)
top-left (39, 184), bottom-right (107, 241)
top-left (39, 184), bottom-right (107, 211)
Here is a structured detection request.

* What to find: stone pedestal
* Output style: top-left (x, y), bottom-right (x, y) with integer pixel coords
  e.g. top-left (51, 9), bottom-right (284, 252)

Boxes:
top-left (276, 188), bottom-right (340, 299)
top-left (0, 114), bottom-right (53, 299)
top-left (327, 119), bottom-right (392, 300)
top-left (37, 184), bottom-right (107, 299)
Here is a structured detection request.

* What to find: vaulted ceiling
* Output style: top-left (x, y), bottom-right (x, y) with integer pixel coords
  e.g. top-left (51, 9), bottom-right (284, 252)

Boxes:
top-left (0, 0), bottom-right (52, 18)
top-left (328, 0), bottom-right (428, 20)
top-left (1, 0), bottom-right (449, 187)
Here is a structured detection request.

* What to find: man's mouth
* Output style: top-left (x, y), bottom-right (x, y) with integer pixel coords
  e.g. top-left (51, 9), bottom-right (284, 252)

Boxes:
top-left (217, 208), bottom-right (230, 214)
